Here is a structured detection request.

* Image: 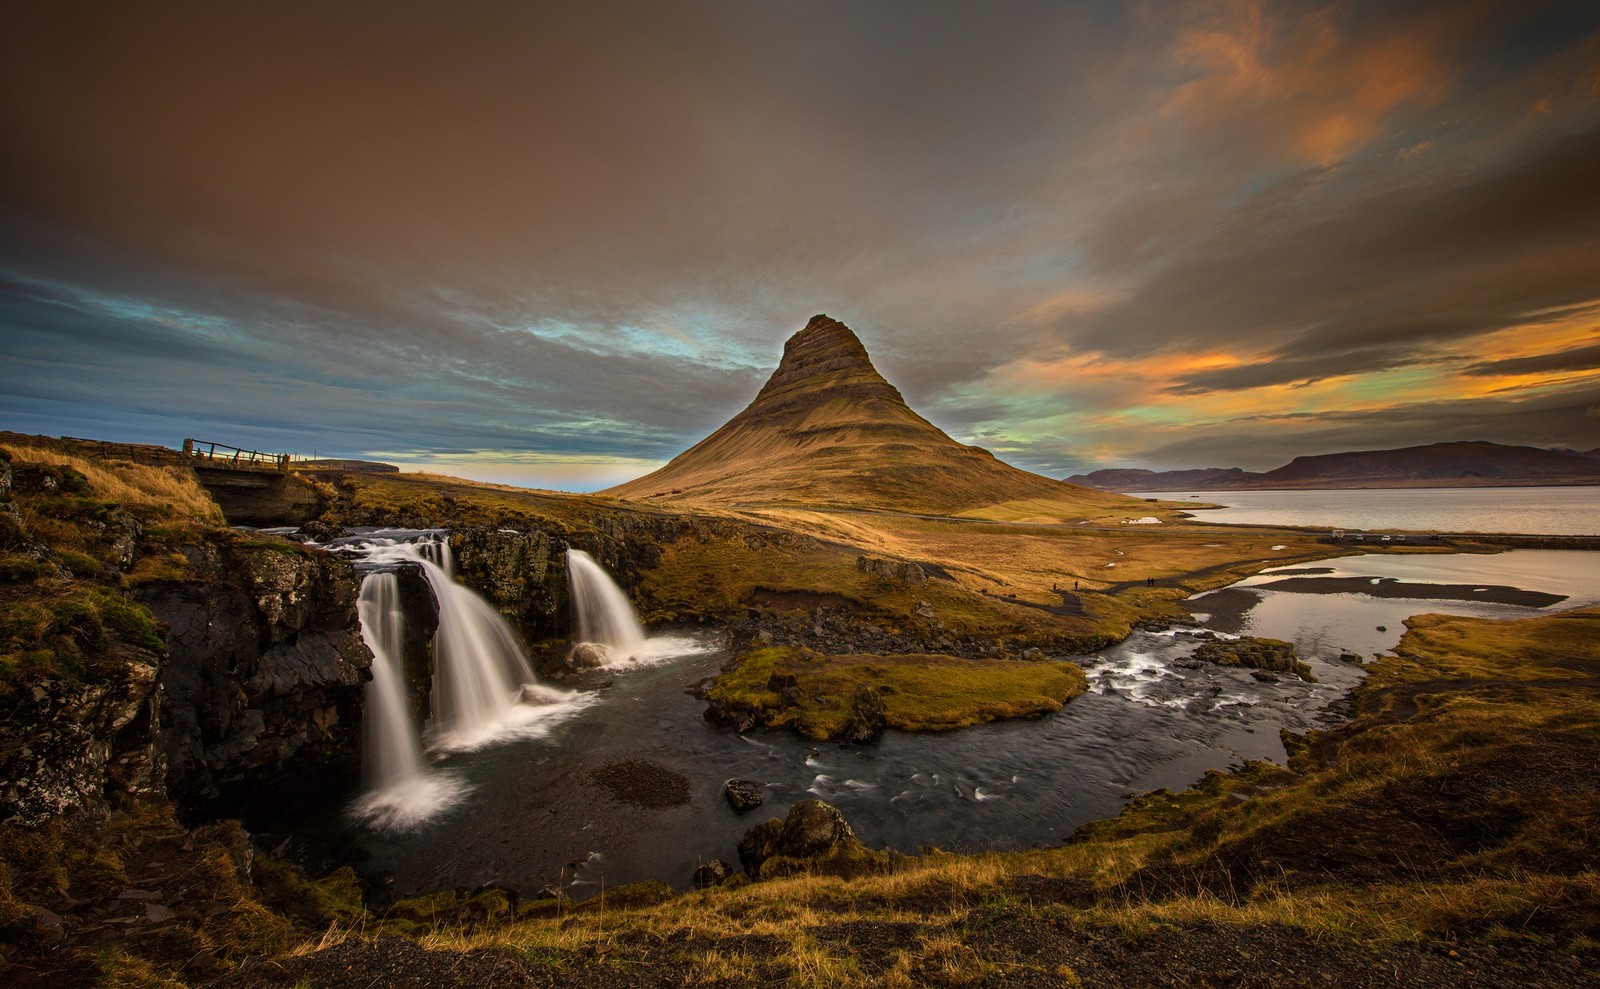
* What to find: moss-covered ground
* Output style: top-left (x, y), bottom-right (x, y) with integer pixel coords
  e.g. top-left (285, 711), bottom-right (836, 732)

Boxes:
top-left (704, 646), bottom-right (1088, 739)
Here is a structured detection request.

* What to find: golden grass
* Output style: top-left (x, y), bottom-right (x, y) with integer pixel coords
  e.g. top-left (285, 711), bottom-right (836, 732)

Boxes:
top-left (387, 605), bottom-right (1600, 978)
top-left (3, 442), bottom-right (223, 525)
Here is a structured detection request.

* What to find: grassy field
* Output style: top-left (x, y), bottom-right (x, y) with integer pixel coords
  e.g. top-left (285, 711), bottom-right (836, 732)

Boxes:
top-left (11, 435), bottom-right (1593, 985)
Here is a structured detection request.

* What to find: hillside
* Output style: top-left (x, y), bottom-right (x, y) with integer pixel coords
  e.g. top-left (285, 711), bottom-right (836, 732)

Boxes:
top-left (1068, 440), bottom-right (1600, 491)
top-left (606, 314), bottom-right (1135, 516)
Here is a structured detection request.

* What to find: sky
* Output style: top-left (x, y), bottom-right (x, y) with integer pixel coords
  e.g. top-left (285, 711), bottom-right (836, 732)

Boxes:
top-left (3, 0), bottom-right (1599, 490)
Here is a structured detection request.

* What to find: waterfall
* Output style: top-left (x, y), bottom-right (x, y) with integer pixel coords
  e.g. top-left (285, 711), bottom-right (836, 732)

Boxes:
top-left (566, 549), bottom-right (647, 661)
top-left (332, 529), bottom-right (661, 829)
top-left (409, 549), bottom-right (565, 749)
top-left (357, 573), bottom-right (425, 789)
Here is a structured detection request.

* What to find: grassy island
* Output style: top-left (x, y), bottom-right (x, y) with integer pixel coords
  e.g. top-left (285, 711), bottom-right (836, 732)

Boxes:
top-left (703, 645), bottom-right (1089, 740)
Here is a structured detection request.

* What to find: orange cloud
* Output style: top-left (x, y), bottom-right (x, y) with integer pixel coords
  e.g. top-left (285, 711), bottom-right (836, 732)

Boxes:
top-left (1158, 0), bottom-right (1466, 166)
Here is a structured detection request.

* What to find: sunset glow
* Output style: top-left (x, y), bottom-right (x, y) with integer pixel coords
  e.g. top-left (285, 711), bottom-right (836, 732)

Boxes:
top-left (2, 0), bottom-right (1597, 486)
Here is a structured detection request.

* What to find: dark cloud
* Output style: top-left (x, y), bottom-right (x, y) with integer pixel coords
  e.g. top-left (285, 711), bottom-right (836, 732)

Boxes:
top-left (1, 0), bottom-right (1598, 483)
top-left (1137, 382), bottom-right (1600, 469)
top-left (1464, 342), bottom-right (1600, 376)
top-left (1066, 125), bottom-right (1600, 363)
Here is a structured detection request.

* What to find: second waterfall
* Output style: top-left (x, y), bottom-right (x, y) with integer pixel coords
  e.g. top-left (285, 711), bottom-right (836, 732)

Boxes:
top-left (565, 548), bottom-right (647, 662)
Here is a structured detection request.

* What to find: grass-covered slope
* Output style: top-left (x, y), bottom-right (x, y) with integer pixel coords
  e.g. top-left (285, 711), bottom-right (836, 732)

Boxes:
top-left (605, 315), bottom-right (1142, 517)
top-left (0, 441), bottom-right (218, 696)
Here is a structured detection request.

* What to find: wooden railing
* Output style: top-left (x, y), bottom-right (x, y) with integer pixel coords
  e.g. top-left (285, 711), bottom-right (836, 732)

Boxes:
top-left (182, 438), bottom-right (290, 471)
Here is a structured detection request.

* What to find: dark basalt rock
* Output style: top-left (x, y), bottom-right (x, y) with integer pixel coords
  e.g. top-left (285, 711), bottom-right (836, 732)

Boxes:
top-left (295, 519), bottom-right (347, 543)
top-left (692, 859), bottom-right (734, 889)
top-left (0, 657), bottom-right (163, 825)
top-left (134, 538), bottom-right (371, 812)
top-left (1192, 636), bottom-right (1318, 682)
top-left (736, 799), bottom-right (890, 879)
top-left (724, 778), bottom-right (764, 813)
top-left (844, 684), bottom-right (887, 744)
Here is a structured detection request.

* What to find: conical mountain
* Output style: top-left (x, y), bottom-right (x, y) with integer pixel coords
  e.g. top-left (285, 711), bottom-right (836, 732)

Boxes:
top-left (606, 315), bottom-right (1128, 514)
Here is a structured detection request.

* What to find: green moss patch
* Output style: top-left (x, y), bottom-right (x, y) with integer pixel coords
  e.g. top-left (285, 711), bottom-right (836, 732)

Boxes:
top-left (705, 646), bottom-right (1088, 740)
top-left (0, 585), bottom-right (163, 689)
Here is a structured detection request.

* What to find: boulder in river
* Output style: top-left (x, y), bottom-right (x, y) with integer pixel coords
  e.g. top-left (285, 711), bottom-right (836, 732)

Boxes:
top-left (724, 779), bottom-right (764, 813)
top-left (566, 642), bottom-right (609, 669)
top-left (1191, 636), bottom-right (1318, 682)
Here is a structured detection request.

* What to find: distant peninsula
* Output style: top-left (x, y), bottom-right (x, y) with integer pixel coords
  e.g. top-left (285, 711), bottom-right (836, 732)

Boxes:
top-left (1067, 440), bottom-right (1600, 491)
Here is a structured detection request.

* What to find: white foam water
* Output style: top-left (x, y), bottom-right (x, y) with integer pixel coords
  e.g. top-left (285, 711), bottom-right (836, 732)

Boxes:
top-left (340, 531), bottom-right (599, 827)
top-left (566, 549), bottom-right (648, 662)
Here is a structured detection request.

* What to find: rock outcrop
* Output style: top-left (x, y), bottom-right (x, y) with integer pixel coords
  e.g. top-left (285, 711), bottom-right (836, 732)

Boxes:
top-left (855, 555), bottom-right (928, 586)
top-left (692, 858), bottom-right (735, 889)
top-left (134, 538), bottom-right (371, 810)
top-left (1191, 637), bottom-right (1318, 682)
top-left (737, 799), bottom-right (890, 879)
top-left (0, 653), bottom-right (163, 825)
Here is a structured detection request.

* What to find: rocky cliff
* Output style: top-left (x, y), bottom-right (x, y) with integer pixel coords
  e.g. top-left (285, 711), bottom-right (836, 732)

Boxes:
top-left (0, 439), bottom-right (372, 824)
top-left (133, 540), bottom-right (370, 810)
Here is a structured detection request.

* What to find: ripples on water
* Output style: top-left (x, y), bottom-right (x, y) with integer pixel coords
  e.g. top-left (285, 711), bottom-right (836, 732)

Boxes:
top-left (282, 549), bottom-right (1600, 898)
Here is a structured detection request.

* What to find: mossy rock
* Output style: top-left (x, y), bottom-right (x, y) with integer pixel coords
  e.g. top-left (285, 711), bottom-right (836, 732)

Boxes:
top-left (576, 880), bottom-right (676, 911)
top-left (255, 858), bottom-right (367, 927)
top-left (738, 799), bottom-right (890, 880)
top-left (383, 886), bottom-right (514, 930)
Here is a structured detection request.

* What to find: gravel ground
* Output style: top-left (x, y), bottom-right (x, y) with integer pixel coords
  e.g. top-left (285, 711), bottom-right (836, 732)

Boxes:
top-left (205, 913), bottom-right (1592, 989)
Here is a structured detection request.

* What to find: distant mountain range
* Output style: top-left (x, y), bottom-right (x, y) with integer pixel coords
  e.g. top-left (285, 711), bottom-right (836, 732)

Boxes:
top-left (1066, 441), bottom-right (1600, 491)
top-left (606, 314), bottom-right (1134, 515)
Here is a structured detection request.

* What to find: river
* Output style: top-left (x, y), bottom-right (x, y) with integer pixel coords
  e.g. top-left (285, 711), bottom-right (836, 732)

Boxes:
top-left (269, 546), bottom-right (1600, 901)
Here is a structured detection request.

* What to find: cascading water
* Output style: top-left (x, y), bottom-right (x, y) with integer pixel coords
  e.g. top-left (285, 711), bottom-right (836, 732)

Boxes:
top-left (331, 530), bottom-right (698, 831)
top-left (356, 573), bottom-right (424, 789)
top-left (410, 550), bottom-right (564, 748)
top-left (566, 549), bottom-right (647, 661)
top-left (335, 530), bottom-right (592, 827)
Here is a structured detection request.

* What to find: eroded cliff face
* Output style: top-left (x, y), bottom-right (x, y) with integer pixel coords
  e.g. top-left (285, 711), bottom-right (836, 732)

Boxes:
top-left (0, 651), bottom-right (163, 826)
top-left (133, 541), bottom-right (370, 810)
top-left (445, 513), bottom-right (776, 642)
top-left (0, 455), bottom-right (171, 825)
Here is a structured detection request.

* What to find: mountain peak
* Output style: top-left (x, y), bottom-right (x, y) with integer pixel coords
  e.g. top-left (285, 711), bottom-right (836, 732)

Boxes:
top-left (604, 315), bottom-right (1119, 513)
top-left (753, 314), bottom-right (905, 412)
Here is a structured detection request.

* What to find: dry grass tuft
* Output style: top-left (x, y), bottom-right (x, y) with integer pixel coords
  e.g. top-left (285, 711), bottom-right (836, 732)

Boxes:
top-left (4, 443), bottom-right (223, 525)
